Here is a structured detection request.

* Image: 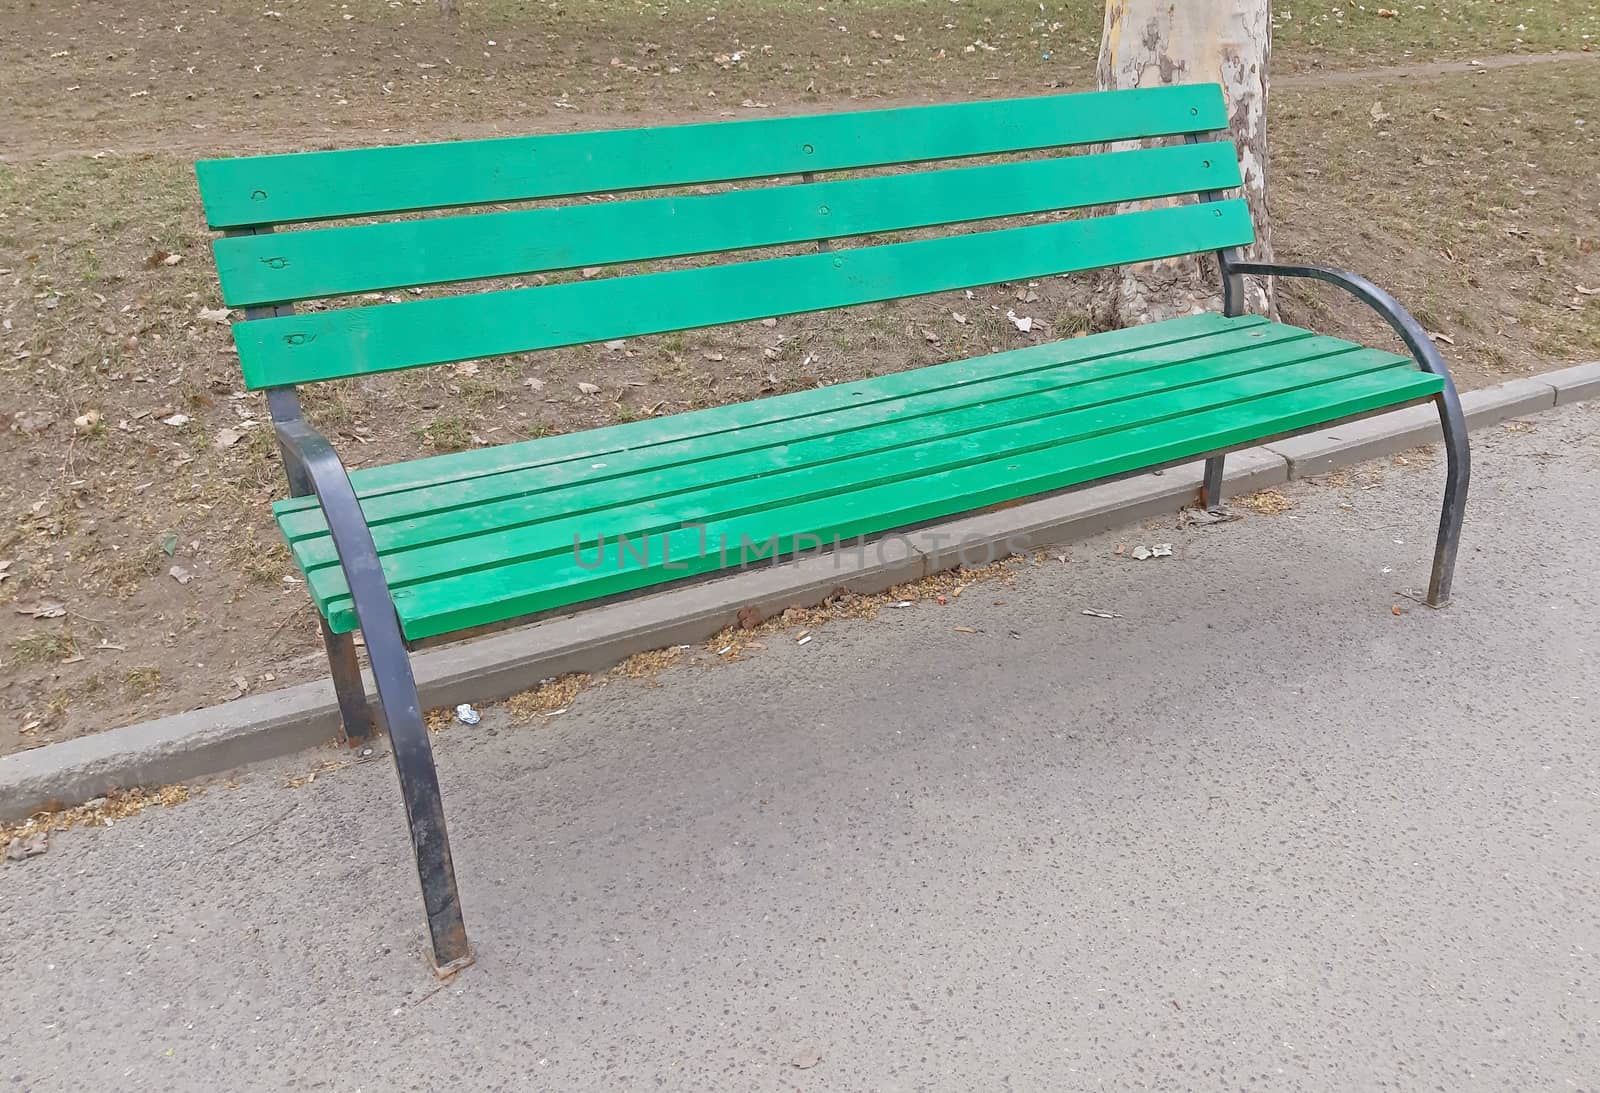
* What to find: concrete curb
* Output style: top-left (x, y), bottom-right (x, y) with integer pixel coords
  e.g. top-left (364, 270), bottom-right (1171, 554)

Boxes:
top-left (3, 365), bottom-right (1594, 820)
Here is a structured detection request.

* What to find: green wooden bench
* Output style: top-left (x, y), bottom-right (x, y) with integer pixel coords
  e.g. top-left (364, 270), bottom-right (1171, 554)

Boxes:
top-left (195, 83), bottom-right (1468, 974)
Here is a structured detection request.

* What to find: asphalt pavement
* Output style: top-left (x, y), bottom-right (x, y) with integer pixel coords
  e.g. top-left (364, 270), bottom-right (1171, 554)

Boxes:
top-left (3, 398), bottom-right (1597, 1092)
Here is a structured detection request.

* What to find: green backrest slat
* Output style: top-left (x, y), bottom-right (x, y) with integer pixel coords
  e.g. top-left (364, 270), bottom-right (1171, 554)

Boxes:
top-left (213, 142), bottom-right (1241, 308)
top-left (194, 85), bottom-right (1229, 228)
top-left (233, 199), bottom-right (1256, 389)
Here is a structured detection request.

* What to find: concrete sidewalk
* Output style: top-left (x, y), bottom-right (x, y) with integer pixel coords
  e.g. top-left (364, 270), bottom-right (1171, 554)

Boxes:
top-left (2, 399), bottom-right (1597, 1092)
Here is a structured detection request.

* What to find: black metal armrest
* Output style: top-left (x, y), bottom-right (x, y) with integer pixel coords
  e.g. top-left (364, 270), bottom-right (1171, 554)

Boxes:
top-left (273, 418), bottom-right (397, 628)
top-left (1226, 258), bottom-right (1470, 607)
top-left (1225, 261), bottom-right (1457, 390)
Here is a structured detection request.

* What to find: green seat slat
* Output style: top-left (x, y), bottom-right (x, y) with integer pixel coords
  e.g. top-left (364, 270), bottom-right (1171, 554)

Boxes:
top-left (274, 312), bottom-right (1254, 517)
top-left (298, 333), bottom-right (1388, 611)
top-left (234, 201), bottom-right (1256, 388)
top-left (277, 315), bottom-right (1271, 534)
top-left (291, 321), bottom-right (1439, 635)
top-left (195, 85), bottom-right (1228, 229)
top-left (213, 143), bottom-right (1241, 308)
top-left (284, 321), bottom-right (1317, 571)
top-left (366, 365), bottom-right (1441, 638)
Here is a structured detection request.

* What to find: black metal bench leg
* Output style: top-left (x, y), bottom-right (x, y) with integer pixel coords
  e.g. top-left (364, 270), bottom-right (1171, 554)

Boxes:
top-left (365, 626), bottom-right (474, 975)
top-left (1200, 455), bottom-right (1226, 511)
top-left (320, 620), bottom-right (374, 746)
top-left (274, 415), bottom-right (472, 975)
top-left (1425, 389), bottom-right (1470, 608)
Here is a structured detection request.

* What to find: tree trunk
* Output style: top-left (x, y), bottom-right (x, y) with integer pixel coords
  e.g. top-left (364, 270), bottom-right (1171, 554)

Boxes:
top-left (1097, 0), bottom-right (1274, 325)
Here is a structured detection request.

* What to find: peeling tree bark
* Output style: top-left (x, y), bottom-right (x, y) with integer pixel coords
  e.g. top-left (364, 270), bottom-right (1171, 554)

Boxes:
top-left (1097, 0), bottom-right (1274, 325)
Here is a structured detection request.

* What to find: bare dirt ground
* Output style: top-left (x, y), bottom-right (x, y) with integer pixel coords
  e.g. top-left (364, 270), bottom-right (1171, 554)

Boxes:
top-left (2, 0), bottom-right (1597, 752)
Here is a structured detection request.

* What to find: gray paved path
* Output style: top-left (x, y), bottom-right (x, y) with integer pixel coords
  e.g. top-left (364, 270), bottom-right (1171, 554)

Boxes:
top-left (4, 400), bottom-right (1598, 1092)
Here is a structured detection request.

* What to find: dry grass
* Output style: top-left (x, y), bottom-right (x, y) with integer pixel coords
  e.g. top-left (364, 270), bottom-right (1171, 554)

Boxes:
top-left (0, 784), bottom-right (192, 858)
top-left (707, 557), bottom-right (1021, 659)
top-left (1234, 489), bottom-right (1296, 516)
top-left (613, 646), bottom-right (687, 679)
top-left (502, 674), bottom-right (591, 723)
top-left (4, 0), bottom-right (1595, 153)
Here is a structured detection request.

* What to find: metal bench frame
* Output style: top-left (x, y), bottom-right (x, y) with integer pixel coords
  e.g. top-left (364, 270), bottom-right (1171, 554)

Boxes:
top-left (232, 126), bottom-right (1470, 979)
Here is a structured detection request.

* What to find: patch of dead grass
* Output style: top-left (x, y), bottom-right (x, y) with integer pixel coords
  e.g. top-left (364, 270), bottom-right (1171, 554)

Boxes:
top-left (613, 645), bottom-right (686, 680)
top-left (0, 784), bottom-right (191, 858)
top-left (502, 673), bottom-right (590, 723)
top-left (707, 557), bottom-right (1021, 660)
top-left (1235, 488), bottom-right (1295, 516)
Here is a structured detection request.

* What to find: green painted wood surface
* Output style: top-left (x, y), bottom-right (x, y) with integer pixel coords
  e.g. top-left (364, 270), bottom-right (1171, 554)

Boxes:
top-left (268, 318), bottom-right (1441, 637)
top-left (195, 84), bottom-right (1228, 228)
top-left (281, 320), bottom-right (1316, 557)
top-left (297, 335), bottom-right (1386, 611)
top-left (372, 367), bottom-right (1439, 638)
top-left (234, 200), bottom-right (1255, 388)
top-left (213, 143), bottom-right (1241, 308)
top-left (274, 312), bottom-right (1253, 516)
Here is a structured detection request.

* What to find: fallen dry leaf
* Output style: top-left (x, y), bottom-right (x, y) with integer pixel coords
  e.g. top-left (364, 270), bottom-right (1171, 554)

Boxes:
top-left (16, 600), bottom-right (67, 619)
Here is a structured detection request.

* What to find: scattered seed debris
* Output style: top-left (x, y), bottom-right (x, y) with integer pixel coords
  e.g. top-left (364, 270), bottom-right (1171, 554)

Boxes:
top-left (0, 785), bottom-right (192, 859)
top-left (503, 674), bottom-right (589, 723)
top-left (614, 646), bottom-right (684, 679)
top-left (1234, 488), bottom-right (1294, 515)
